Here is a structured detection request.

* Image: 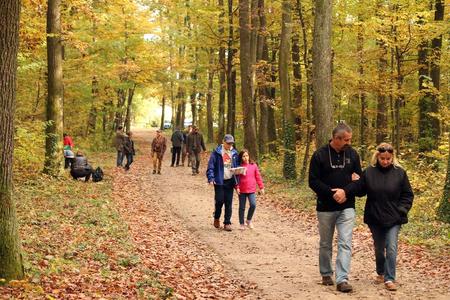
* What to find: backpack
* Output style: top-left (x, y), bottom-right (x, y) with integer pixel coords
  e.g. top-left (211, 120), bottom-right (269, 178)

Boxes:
top-left (92, 167), bottom-right (104, 182)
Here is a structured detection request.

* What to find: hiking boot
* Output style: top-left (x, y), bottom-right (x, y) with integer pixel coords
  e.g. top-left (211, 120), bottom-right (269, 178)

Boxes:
top-left (385, 281), bottom-right (397, 291)
top-left (213, 219), bottom-right (220, 228)
top-left (322, 276), bottom-right (334, 286)
top-left (336, 281), bottom-right (353, 293)
top-left (157, 171), bottom-right (161, 174)
top-left (374, 275), bottom-right (384, 284)
top-left (152, 170), bottom-right (156, 174)
top-left (223, 224), bottom-right (232, 231)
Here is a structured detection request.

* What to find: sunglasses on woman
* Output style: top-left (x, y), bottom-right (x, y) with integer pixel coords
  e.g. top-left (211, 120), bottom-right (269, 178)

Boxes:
top-left (377, 146), bottom-right (393, 153)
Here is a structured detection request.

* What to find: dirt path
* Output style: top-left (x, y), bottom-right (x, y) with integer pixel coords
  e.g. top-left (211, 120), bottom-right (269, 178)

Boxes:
top-left (113, 129), bottom-right (449, 299)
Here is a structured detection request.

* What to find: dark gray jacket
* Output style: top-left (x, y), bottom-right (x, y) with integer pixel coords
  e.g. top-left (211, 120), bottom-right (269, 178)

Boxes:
top-left (171, 130), bottom-right (184, 147)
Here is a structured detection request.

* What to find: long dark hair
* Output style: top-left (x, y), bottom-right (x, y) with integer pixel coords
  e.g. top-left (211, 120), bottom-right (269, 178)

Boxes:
top-left (238, 149), bottom-right (255, 164)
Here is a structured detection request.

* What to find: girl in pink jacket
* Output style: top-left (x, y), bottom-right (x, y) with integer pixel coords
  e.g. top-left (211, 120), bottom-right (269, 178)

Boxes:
top-left (236, 149), bottom-right (265, 230)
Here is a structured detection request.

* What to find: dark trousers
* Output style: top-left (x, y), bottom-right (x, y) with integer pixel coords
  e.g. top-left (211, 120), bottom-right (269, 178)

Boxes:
top-left (190, 152), bottom-right (201, 173)
top-left (125, 153), bottom-right (134, 170)
top-left (64, 157), bottom-right (74, 169)
top-left (71, 168), bottom-right (92, 182)
top-left (214, 179), bottom-right (235, 225)
top-left (171, 146), bottom-right (181, 166)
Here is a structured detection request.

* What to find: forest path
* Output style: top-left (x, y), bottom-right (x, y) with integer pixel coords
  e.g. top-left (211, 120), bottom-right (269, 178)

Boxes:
top-left (112, 129), bottom-right (449, 299)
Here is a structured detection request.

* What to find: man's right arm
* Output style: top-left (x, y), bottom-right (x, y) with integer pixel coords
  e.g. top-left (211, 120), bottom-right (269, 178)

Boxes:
top-left (308, 152), bottom-right (333, 198)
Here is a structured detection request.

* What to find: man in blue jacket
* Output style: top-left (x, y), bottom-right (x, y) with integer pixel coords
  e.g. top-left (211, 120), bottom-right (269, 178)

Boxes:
top-left (206, 134), bottom-right (239, 231)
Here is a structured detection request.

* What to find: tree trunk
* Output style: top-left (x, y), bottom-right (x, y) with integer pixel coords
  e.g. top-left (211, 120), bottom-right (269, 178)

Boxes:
top-left (124, 84), bottom-right (136, 133)
top-left (0, 0), bottom-right (24, 282)
top-left (207, 50), bottom-right (215, 142)
top-left (160, 95), bottom-right (166, 130)
top-left (239, 0), bottom-right (258, 159)
top-left (257, 0), bottom-right (269, 155)
top-left (86, 76), bottom-right (98, 136)
top-left (312, 0), bottom-right (333, 147)
top-left (375, 15), bottom-right (388, 144)
top-left (419, 0), bottom-right (443, 152)
top-left (218, 0), bottom-right (226, 142)
top-left (279, 0), bottom-right (297, 179)
top-left (114, 89), bottom-right (126, 130)
top-left (267, 37), bottom-right (278, 154)
top-left (357, 22), bottom-right (367, 159)
top-left (437, 134), bottom-right (450, 223)
top-left (297, 0), bottom-right (313, 182)
top-left (226, 0), bottom-right (236, 137)
top-left (44, 0), bottom-right (64, 176)
top-left (291, 10), bottom-right (302, 142)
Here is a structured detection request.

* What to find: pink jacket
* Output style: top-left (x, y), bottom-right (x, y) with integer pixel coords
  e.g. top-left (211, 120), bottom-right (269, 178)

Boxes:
top-left (237, 163), bottom-right (264, 193)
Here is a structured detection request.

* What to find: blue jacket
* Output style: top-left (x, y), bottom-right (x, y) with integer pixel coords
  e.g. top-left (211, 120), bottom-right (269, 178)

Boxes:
top-left (206, 145), bottom-right (240, 185)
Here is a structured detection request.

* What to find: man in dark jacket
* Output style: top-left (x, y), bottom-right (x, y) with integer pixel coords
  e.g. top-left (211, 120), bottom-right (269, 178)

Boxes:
top-left (206, 134), bottom-right (239, 231)
top-left (186, 125), bottom-right (206, 175)
top-left (170, 127), bottom-right (184, 167)
top-left (113, 126), bottom-right (127, 167)
top-left (70, 151), bottom-right (93, 182)
top-left (308, 122), bottom-right (362, 293)
top-left (124, 131), bottom-right (135, 171)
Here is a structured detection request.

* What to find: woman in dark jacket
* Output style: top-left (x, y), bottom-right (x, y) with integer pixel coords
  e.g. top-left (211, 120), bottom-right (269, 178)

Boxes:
top-left (70, 151), bottom-right (93, 182)
top-left (344, 143), bottom-right (413, 291)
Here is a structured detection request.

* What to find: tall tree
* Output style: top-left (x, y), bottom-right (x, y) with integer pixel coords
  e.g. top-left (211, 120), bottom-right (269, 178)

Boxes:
top-left (239, 0), bottom-right (258, 159)
top-left (418, 0), bottom-right (443, 152)
top-left (0, 0), bottom-right (24, 281)
top-left (218, 0), bottom-right (226, 142)
top-left (437, 134), bottom-right (450, 223)
top-left (226, 0), bottom-right (237, 136)
top-left (312, 0), bottom-right (333, 147)
top-left (279, 0), bottom-right (296, 179)
top-left (44, 0), bottom-right (64, 176)
top-left (375, 3), bottom-right (388, 144)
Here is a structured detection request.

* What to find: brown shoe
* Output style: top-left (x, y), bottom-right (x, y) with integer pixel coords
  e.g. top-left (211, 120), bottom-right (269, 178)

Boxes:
top-left (322, 276), bottom-right (334, 286)
top-left (223, 224), bottom-right (232, 231)
top-left (336, 281), bottom-right (353, 293)
top-left (374, 275), bottom-right (384, 284)
top-left (385, 281), bottom-right (397, 291)
top-left (213, 219), bottom-right (220, 228)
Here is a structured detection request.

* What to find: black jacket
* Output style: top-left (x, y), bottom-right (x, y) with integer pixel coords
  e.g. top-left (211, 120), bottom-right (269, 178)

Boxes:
top-left (171, 130), bottom-right (184, 148)
top-left (308, 143), bottom-right (362, 212)
top-left (344, 163), bottom-right (414, 227)
top-left (71, 155), bottom-right (92, 171)
top-left (123, 137), bottom-right (135, 155)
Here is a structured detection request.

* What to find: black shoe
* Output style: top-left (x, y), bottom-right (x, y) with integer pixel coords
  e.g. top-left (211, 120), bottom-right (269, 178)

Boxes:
top-left (170, 165), bottom-right (174, 167)
top-left (322, 276), bottom-right (334, 286)
top-left (157, 171), bottom-right (161, 175)
top-left (152, 170), bottom-right (156, 174)
top-left (336, 281), bottom-right (353, 293)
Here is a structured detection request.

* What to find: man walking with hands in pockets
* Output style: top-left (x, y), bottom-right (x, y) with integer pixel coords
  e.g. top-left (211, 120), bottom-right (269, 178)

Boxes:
top-left (308, 122), bottom-right (362, 293)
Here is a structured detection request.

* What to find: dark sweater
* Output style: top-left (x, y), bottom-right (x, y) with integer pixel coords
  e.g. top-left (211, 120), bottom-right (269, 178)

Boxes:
top-left (344, 163), bottom-right (414, 227)
top-left (308, 143), bottom-right (362, 212)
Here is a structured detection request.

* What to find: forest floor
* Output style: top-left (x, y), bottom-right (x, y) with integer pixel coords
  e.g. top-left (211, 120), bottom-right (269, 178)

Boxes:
top-left (110, 129), bottom-right (449, 299)
top-left (1, 128), bottom-right (449, 299)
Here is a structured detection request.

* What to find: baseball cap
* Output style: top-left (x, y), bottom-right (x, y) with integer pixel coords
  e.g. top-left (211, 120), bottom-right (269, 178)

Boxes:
top-left (223, 134), bottom-right (234, 144)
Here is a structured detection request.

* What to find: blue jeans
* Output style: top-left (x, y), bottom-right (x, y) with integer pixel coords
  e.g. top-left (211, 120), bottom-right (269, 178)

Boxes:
top-left (238, 193), bottom-right (256, 224)
top-left (117, 151), bottom-right (124, 167)
top-left (369, 224), bottom-right (401, 282)
top-left (214, 179), bottom-right (235, 225)
top-left (317, 208), bottom-right (355, 284)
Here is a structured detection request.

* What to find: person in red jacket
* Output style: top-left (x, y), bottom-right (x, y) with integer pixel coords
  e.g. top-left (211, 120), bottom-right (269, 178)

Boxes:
top-left (236, 149), bottom-right (264, 230)
top-left (63, 133), bottom-right (75, 169)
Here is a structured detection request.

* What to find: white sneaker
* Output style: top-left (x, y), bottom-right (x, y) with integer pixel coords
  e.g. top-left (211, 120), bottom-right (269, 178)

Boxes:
top-left (239, 224), bottom-right (246, 230)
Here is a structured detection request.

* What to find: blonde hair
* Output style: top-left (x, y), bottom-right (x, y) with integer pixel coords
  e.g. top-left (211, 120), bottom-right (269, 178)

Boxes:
top-left (370, 142), bottom-right (402, 168)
